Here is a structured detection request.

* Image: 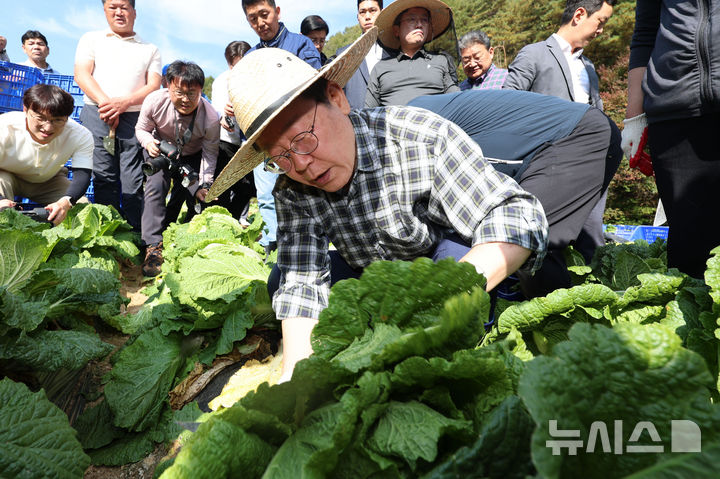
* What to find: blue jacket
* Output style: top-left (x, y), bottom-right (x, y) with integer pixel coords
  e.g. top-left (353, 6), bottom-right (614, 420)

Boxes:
top-left (249, 22), bottom-right (322, 69)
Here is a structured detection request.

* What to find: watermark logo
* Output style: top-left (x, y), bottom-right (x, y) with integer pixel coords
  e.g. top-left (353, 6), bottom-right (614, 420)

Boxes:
top-left (546, 420), bottom-right (701, 455)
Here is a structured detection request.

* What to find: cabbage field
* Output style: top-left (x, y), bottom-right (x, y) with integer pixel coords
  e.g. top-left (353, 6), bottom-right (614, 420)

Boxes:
top-left (1, 204), bottom-right (719, 478)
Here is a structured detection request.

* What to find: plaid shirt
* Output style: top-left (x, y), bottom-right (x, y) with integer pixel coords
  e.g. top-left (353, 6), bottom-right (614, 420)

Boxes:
top-left (272, 107), bottom-right (547, 320)
top-left (460, 64), bottom-right (509, 91)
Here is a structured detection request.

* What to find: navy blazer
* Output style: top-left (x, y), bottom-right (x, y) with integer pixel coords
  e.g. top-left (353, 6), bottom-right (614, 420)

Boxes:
top-left (503, 35), bottom-right (603, 111)
top-left (336, 41), bottom-right (393, 109)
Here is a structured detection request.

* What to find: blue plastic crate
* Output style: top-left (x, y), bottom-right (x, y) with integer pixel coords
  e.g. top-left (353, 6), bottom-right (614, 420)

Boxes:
top-left (43, 73), bottom-right (84, 123)
top-left (72, 104), bottom-right (83, 123)
top-left (43, 74), bottom-right (83, 96)
top-left (0, 61), bottom-right (45, 111)
top-left (604, 224), bottom-right (669, 243)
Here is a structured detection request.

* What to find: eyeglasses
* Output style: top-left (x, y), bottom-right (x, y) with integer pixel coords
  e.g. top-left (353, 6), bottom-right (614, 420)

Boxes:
top-left (28, 110), bottom-right (67, 127)
top-left (172, 89), bottom-right (200, 101)
top-left (264, 102), bottom-right (319, 174)
top-left (310, 37), bottom-right (326, 47)
top-left (462, 53), bottom-right (488, 66)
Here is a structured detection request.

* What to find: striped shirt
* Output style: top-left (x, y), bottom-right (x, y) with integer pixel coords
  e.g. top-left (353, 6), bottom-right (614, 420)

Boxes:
top-left (272, 107), bottom-right (548, 320)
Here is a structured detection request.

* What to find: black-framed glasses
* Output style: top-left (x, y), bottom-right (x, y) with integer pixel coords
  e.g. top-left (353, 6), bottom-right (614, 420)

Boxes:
top-left (172, 89), bottom-right (200, 101)
top-left (264, 101), bottom-right (319, 174)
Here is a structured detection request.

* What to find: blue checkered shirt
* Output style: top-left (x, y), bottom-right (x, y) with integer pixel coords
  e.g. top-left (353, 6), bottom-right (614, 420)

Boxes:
top-left (460, 63), bottom-right (509, 91)
top-left (272, 107), bottom-right (547, 320)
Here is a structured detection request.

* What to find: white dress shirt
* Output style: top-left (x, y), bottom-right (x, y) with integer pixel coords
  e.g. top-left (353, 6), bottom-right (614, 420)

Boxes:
top-left (552, 33), bottom-right (590, 105)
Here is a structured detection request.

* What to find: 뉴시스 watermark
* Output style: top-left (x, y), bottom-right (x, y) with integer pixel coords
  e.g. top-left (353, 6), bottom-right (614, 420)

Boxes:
top-left (546, 420), bottom-right (701, 455)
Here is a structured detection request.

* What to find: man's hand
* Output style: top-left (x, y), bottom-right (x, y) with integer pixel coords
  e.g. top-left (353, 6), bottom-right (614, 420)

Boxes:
top-left (195, 187), bottom-right (209, 202)
top-left (220, 115), bottom-right (234, 132)
top-left (144, 139), bottom-right (161, 157)
top-left (98, 97), bottom-right (132, 125)
top-left (279, 318), bottom-right (318, 383)
top-left (621, 113), bottom-right (648, 159)
top-left (0, 198), bottom-right (16, 210)
top-left (223, 101), bottom-right (234, 118)
top-left (45, 197), bottom-right (72, 226)
top-left (459, 242), bottom-right (532, 291)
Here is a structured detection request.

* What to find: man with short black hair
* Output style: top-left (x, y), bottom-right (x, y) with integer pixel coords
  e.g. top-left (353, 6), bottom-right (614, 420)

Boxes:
top-left (336, 0), bottom-right (392, 109)
top-left (365, 0), bottom-right (459, 107)
top-left (136, 61), bottom-right (220, 276)
top-left (242, 0), bottom-right (321, 68)
top-left (20, 30), bottom-right (59, 74)
top-left (0, 84), bottom-right (93, 225)
top-left (74, 0), bottom-right (162, 231)
top-left (458, 30), bottom-right (506, 90)
top-left (504, 0), bottom-right (615, 109)
top-left (504, 0), bottom-right (616, 263)
top-left (241, 0), bottom-right (321, 255)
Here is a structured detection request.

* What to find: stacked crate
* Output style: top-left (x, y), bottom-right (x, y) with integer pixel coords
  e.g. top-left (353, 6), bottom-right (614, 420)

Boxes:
top-left (1, 61), bottom-right (94, 205)
top-left (0, 61), bottom-right (45, 113)
top-left (44, 73), bottom-right (84, 124)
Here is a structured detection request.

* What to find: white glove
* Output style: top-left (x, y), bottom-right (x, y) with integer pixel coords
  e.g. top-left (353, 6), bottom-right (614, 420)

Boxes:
top-left (621, 113), bottom-right (648, 159)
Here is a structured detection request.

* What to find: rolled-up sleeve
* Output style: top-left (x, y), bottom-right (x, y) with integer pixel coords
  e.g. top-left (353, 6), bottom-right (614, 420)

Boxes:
top-left (428, 121), bottom-right (548, 272)
top-left (272, 187), bottom-right (332, 320)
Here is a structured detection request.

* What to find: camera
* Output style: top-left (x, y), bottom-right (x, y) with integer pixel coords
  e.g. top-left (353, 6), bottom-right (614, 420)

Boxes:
top-left (142, 140), bottom-right (199, 188)
top-left (225, 115), bottom-right (236, 129)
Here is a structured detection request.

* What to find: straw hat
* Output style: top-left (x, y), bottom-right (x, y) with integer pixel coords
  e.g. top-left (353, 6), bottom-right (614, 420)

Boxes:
top-left (375, 0), bottom-right (453, 50)
top-left (207, 27), bottom-right (378, 199)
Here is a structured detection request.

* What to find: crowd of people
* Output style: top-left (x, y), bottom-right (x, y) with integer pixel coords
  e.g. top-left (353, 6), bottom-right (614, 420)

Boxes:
top-left (1, 0), bottom-right (717, 380)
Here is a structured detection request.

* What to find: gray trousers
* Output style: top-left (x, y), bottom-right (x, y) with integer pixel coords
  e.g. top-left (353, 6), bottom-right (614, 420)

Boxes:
top-left (141, 150), bottom-right (202, 246)
top-left (80, 104), bottom-right (144, 230)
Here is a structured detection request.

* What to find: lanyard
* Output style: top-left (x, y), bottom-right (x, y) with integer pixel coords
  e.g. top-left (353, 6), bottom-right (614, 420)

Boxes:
top-left (174, 106), bottom-right (198, 157)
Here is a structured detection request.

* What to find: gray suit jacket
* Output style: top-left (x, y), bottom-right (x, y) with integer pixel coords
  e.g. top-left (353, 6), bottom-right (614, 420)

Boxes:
top-left (503, 35), bottom-right (603, 111)
top-left (336, 41), bottom-right (393, 109)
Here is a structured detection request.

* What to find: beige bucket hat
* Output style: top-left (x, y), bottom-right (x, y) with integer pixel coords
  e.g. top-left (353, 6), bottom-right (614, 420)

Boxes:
top-left (207, 27), bottom-right (378, 199)
top-left (374, 0), bottom-right (453, 50)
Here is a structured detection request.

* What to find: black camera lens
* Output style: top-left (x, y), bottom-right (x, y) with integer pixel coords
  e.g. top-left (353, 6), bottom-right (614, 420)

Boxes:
top-left (142, 155), bottom-right (169, 176)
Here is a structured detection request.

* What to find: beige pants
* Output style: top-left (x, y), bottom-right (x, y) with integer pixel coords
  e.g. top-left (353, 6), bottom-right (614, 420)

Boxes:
top-left (0, 168), bottom-right (70, 204)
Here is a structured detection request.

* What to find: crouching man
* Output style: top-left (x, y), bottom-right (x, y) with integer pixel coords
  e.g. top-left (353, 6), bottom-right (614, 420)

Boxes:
top-left (207, 29), bottom-right (548, 381)
top-left (135, 60), bottom-right (220, 276)
top-left (410, 90), bottom-right (622, 297)
top-left (0, 84), bottom-right (93, 225)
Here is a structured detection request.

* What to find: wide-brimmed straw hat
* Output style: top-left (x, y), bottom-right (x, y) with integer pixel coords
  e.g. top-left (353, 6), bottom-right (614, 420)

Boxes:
top-left (207, 27), bottom-right (378, 199)
top-left (375, 0), bottom-right (453, 50)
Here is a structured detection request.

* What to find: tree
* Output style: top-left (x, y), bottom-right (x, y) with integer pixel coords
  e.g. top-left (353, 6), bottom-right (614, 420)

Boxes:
top-left (203, 76), bottom-right (214, 100)
top-left (325, 25), bottom-right (362, 58)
